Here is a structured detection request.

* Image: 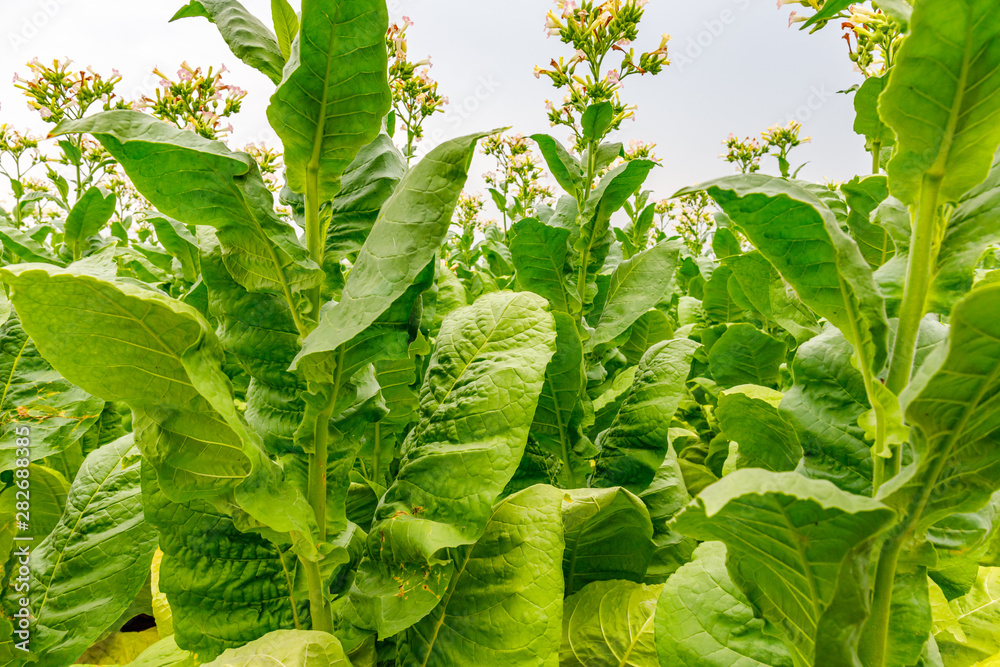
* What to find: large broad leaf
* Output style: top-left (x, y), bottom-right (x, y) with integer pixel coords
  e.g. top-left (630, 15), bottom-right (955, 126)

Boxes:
top-left (842, 175), bottom-right (894, 269)
top-left (0, 311), bottom-right (104, 471)
top-left (681, 175), bottom-right (888, 377)
top-left (171, 0), bottom-right (286, 84)
top-left (0, 224), bottom-right (63, 266)
top-left (62, 186), bottom-right (115, 260)
top-left (934, 568), bottom-right (1000, 666)
top-left (573, 160), bottom-right (657, 309)
top-left (592, 339), bottom-right (699, 492)
top-left (530, 134), bottom-right (583, 198)
top-left (620, 309), bottom-right (674, 366)
top-left (560, 580), bottom-right (661, 667)
top-left (530, 312), bottom-right (589, 487)
top-left (202, 629), bottom-right (351, 666)
top-left (294, 132), bottom-right (490, 380)
top-left (0, 263), bottom-right (316, 547)
top-left (351, 292), bottom-right (555, 635)
top-left (779, 327), bottom-right (873, 495)
top-left (53, 111), bottom-right (322, 307)
top-left (510, 217), bottom-right (577, 314)
top-left (126, 636), bottom-right (197, 667)
top-left (883, 285), bottom-right (1000, 536)
top-left (655, 542), bottom-right (795, 667)
top-left (325, 134), bottom-right (405, 264)
top-left (267, 0), bottom-right (391, 201)
top-left (726, 252), bottom-right (819, 345)
top-left (716, 384), bottom-right (802, 473)
top-left (591, 240), bottom-right (681, 348)
top-left (396, 485), bottom-right (564, 666)
top-left (672, 469), bottom-right (897, 667)
top-left (562, 487), bottom-right (655, 595)
top-left (28, 435), bottom-right (158, 667)
top-left (148, 214), bottom-right (200, 283)
top-left (880, 0), bottom-right (1000, 207)
top-left (708, 324), bottom-right (786, 389)
top-left (142, 466), bottom-right (308, 660)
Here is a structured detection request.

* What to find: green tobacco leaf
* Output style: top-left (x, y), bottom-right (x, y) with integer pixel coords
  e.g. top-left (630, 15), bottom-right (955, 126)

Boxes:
top-left (325, 134), bottom-right (405, 264)
top-left (560, 580), bottom-right (661, 667)
top-left (53, 111), bottom-right (322, 306)
top-left (530, 134), bottom-right (583, 197)
top-left (267, 0), bottom-right (391, 201)
top-left (0, 263), bottom-right (316, 548)
top-left (717, 384), bottom-right (802, 472)
top-left (854, 75), bottom-right (896, 149)
top-left (780, 327), bottom-right (873, 495)
top-left (562, 487), bottom-right (655, 595)
top-left (682, 175), bottom-right (888, 375)
top-left (726, 252), bottom-right (819, 344)
top-left (126, 636), bottom-right (197, 667)
top-left (881, 0), bottom-right (1000, 206)
top-left (591, 240), bottom-right (681, 348)
top-left (592, 339), bottom-right (699, 492)
top-left (396, 485), bottom-right (564, 666)
top-left (29, 435), bottom-right (157, 667)
top-left (574, 159), bottom-right (657, 309)
top-left (148, 214), bottom-right (200, 283)
top-left (581, 102), bottom-right (614, 145)
top-left (510, 217), bottom-right (577, 314)
top-left (531, 312), bottom-right (589, 487)
top-left (621, 309), bottom-right (674, 366)
top-left (202, 629), bottom-right (351, 666)
top-left (0, 224), bottom-right (64, 266)
top-left (842, 175), bottom-right (894, 269)
top-left (142, 466), bottom-right (307, 660)
top-left (883, 285), bottom-right (1000, 536)
top-left (801, 0), bottom-right (851, 28)
top-left (672, 469), bottom-right (896, 667)
top-left (62, 186), bottom-right (115, 259)
top-left (655, 541), bottom-right (795, 667)
top-left (271, 0), bottom-right (299, 61)
top-left (295, 132), bottom-right (489, 379)
top-left (171, 0), bottom-right (285, 84)
top-left (935, 568), bottom-right (1000, 666)
top-left (0, 311), bottom-right (105, 471)
top-left (708, 324), bottom-right (786, 389)
top-left (0, 464), bottom-right (67, 541)
top-left (352, 292), bottom-right (555, 635)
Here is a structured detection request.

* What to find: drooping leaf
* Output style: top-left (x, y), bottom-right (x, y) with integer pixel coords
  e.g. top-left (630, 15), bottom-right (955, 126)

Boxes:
top-left (202, 629), bottom-right (352, 666)
top-left (592, 339), bottom-right (700, 492)
top-left (560, 580), bottom-right (661, 667)
top-left (842, 175), bottom-right (894, 269)
top-left (267, 0), bottom-right (391, 201)
top-left (53, 111), bottom-right (322, 306)
top-left (295, 132), bottom-right (491, 379)
top-left (530, 134), bottom-right (583, 197)
top-left (880, 0), bottom-right (1000, 207)
top-left (726, 252), bottom-right (820, 344)
top-left (0, 224), bottom-right (64, 266)
top-left (148, 214), bottom-right (200, 283)
top-left (0, 311), bottom-right (105, 471)
top-left (708, 324), bottom-right (786, 389)
top-left (28, 435), bottom-right (158, 667)
top-left (562, 487), bottom-right (655, 595)
top-left (396, 484), bottom-right (564, 666)
top-left (672, 469), bottom-right (897, 667)
top-left (682, 175), bottom-right (888, 376)
top-left (655, 541), bottom-right (795, 667)
top-left (171, 0), bottom-right (286, 84)
top-left (716, 384), bottom-right (802, 473)
top-left (591, 241), bottom-right (681, 348)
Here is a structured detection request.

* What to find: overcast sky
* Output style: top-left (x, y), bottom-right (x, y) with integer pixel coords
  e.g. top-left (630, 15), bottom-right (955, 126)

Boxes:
top-left (2, 0), bottom-right (868, 206)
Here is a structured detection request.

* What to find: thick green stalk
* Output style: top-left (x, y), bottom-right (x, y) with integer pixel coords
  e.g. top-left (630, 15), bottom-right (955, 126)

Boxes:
top-left (573, 139), bottom-right (600, 315)
top-left (872, 140), bottom-right (882, 175)
top-left (299, 553), bottom-right (333, 632)
top-left (860, 535), bottom-right (903, 667)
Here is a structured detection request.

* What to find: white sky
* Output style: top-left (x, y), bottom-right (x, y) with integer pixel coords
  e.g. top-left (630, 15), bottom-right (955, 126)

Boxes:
top-left (1, 0), bottom-right (868, 209)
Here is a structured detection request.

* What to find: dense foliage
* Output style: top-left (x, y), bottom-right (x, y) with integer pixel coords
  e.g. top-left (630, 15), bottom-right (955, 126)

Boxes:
top-left (1, 0), bottom-right (1000, 665)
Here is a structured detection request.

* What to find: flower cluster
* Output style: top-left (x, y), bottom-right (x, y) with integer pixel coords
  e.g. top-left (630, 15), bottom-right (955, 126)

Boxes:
top-left (13, 58), bottom-right (129, 124)
top-left (482, 133), bottom-right (555, 229)
top-left (536, 0), bottom-right (670, 149)
top-left (721, 134), bottom-right (769, 174)
top-left (657, 192), bottom-right (715, 256)
top-left (243, 142), bottom-right (284, 193)
top-left (454, 193), bottom-right (487, 231)
top-left (387, 17), bottom-right (447, 162)
top-left (138, 62), bottom-right (246, 140)
top-left (779, 2), bottom-right (902, 76)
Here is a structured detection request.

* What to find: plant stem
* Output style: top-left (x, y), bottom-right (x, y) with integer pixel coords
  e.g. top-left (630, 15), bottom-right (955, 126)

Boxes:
top-left (304, 163), bottom-right (324, 329)
top-left (872, 140), bottom-right (882, 175)
top-left (574, 139), bottom-right (600, 315)
top-left (860, 535), bottom-right (903, 667)
top-left (886, 174), bottom-right (943, 396)
top-left (299, 553), bottom-right (333, 633)
top-left (307, 399), bottom-right (336, 542)
top-left (372, 421), bottom-right (382, 484)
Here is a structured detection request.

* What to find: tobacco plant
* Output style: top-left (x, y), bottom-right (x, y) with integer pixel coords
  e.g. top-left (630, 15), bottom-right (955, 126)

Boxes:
top-left (1, 0), bottom-right (1000, 666)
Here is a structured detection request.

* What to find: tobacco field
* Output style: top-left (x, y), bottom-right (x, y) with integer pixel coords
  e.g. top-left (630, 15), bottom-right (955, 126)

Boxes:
top-left (1, 0), bottom-right (1000, 665)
